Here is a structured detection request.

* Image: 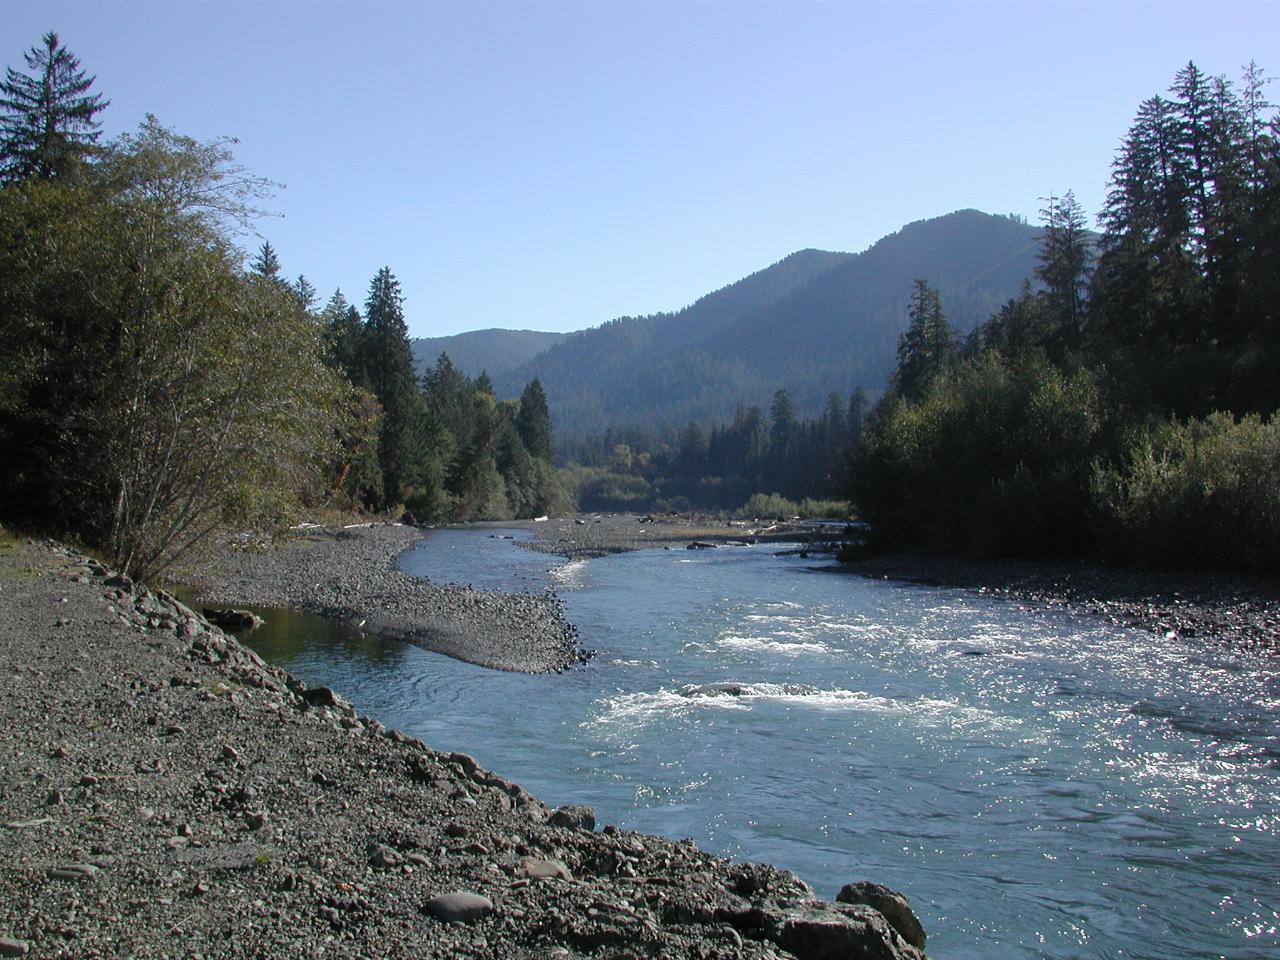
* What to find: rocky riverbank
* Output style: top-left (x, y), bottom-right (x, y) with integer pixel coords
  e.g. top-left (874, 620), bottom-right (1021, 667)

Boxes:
top-left (513, 514), bottom-right (829, 560)
top-left (173, 523), bottom-right (584, 674)
top-left (0, 534), bottom-right (927, 958)
top-left (517, 513), bottom-right (1280, 651)
top-left (835, 552), bottom-right (1280, 652)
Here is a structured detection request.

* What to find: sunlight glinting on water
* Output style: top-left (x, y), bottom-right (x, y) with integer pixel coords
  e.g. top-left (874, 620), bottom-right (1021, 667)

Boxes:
top-left (245, 529), bottom-right (1280, 960)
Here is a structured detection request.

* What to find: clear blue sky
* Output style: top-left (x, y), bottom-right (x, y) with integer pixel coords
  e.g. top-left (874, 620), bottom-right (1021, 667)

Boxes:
top-left (5, 1), bottom-right (1277, 338)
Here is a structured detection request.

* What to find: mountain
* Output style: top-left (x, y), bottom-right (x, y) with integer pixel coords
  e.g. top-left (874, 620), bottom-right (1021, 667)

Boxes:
top-left (492, 210), bottom-right (1042, 439)
top-left (410, 329), bottom-right (568, 380)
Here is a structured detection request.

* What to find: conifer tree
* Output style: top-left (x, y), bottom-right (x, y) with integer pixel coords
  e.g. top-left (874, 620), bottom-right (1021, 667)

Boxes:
top-left (320, 290), bottom-right (364, 383)
top-left (293, 274), bottom-right (317, 312)
top-left (361, 267), bottom-right (419, 507)
top-left (251, 240), bottom-right (281, 279)
top-left (0, 32), bottom-right (108, 181)
top-left (1035, 191), bottom-right (1091, 348)
top-left (516, 378), bottom-right (553, 461)
top-left (893, 280), bottom-right (953, 401)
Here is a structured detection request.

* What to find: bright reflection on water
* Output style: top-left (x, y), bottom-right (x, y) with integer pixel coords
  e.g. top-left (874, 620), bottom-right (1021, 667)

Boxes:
top-left (240, 528), bottom-right (1280, 960)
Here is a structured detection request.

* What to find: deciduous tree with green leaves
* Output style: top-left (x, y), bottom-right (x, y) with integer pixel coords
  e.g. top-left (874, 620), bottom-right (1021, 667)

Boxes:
top-left (0, 118), bottom-right (345, 579)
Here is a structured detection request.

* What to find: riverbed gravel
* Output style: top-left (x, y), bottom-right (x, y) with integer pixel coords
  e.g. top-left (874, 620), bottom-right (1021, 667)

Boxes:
top-left (522, 514), bottom-right (1280, 651)
top-left (836, 552), bottom-right (1280, 651)
top-left (175, 524), bottom-right (584, 673)
top-left (0, 535), bottom-right (927, 959)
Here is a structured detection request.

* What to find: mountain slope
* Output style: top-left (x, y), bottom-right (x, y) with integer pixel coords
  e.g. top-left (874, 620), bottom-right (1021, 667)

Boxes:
top-left (410, 329), bottom-right (567, 379)
top-left (490, 248), bottom-right (853, 418)
top-left (495, 210), bottom-right (1041, 439)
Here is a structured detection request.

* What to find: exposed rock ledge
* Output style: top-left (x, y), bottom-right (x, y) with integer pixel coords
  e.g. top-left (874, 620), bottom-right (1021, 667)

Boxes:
top-left (0, 536), bottom-right (926, 959)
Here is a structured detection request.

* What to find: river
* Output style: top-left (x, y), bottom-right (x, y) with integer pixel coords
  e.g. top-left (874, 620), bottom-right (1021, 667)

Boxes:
top-left (237, 527), bottom-right (1280, 959)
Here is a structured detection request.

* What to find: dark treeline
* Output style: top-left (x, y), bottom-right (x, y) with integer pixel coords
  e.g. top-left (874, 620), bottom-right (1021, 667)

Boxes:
top-left (853, 62), bottom-right (1280, 574)
top-left (316, 272), bottom-right (570, 523)
top-left (0, 34), bottom-right (566, 580)
top-left (560, 387), bottom-right (866, 515)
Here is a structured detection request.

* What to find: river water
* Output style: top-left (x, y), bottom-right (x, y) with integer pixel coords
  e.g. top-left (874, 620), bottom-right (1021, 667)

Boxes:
top-left (239, 528), bottom-right (1279, 959)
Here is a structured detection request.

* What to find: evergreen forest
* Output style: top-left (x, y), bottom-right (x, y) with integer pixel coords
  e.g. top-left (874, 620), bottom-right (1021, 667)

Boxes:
top-left (1, 35), bottom-right (1276, 578)
top-left (853, 63), bottom-right (1280, 574)
top-left (0, 34), bottom-right (567, 580)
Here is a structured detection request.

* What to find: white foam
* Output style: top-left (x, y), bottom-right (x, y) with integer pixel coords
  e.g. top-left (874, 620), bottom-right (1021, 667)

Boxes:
top-left (718, 635), bottom-right (831, 656)
top-left (586, 682), bottom-right (1016, 734)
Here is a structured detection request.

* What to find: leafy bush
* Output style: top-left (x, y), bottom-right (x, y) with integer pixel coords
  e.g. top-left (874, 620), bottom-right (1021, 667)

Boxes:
top-left (1092, 413), bottom-right (1280, 574)
top-left (577, 470), bottom-right (652, 512)
top-left (852, 353), bottom-right (1105, 555)
top-left (737, 493), bottom-right (852, 520)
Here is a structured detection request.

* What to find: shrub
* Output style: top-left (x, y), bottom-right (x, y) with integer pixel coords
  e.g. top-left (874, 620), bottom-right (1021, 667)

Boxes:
top-left (852, 353), bottom-right (1105, 556)
top-left (1092, 412), bottom-right (1280, 574)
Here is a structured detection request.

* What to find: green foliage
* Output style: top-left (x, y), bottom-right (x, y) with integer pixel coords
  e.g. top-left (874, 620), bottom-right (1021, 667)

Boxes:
top-left (406, 354), bottom-right (569, 522)
top-left (853, 61), bottom-right (1280, 571)
top-left (1, 33), bottom-right (108, 182)
top-left (893, 280), bottom-right (955, 401)
top-left (576, 470), bottom-right (653, 512)
top-left (1093, 413), bottom-right (1280, 574)
top-left (360, 267), bottom-right (420, 508)
top-left (854, 354), bottom-right (1104, 555)
top-left (738, 493), bottom-right (851, 520)
top-left (0, 120), bottom-right (344, 580)
top-left (516, 378), bottom-right (553, 461)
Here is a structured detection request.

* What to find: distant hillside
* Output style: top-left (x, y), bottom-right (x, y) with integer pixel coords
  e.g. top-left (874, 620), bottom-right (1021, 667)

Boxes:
top-left (410, 328), bottom-right (567, 379)
top-left (493, 210), bottom-right (1042, 439)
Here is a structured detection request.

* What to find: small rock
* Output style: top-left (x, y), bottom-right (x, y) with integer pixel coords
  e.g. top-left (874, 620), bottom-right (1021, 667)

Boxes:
top-left (47, 863), bottom-right (99, 881)
top-left (0, 937), bottom-right (29, 957)
top-left (407, 853), bottom-right (431, 867)
top-left (177, 823), bottom-right (193, 838)
top-left (424, 891), bottom-right (494, 924)
top-left (444, 822), bottom-right (469, 839)
top-left (245, 811), bottom-right (268, 831)
top-left (517, 857), bottom-right (573, 881)
top-left (192, 881), bottom-right (209, 896)
top-left (44, 790), bottom-right (63, 807)
top-left (368, 843), bottom-right (402, 869)
top-left (222, 744), bottom-right (239, 762)
top-left (50, 746), bottom-right (68, 760)
top-left (79, 774), bottom-right (98, 787)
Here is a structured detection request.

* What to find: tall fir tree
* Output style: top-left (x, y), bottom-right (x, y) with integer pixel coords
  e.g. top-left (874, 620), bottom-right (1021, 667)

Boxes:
top-left (0, 32), bottom-right (108, 181)
top-left (320, 290), bottom-right (364, 384)
top-left (1035, 191), bottom-right (1091, 349)
top-left (361, 267), bottom-right (419, 508)
top-left (893, 280), bottom-right (954, 401)
top-left (516, 378), bottom-right (553, 461)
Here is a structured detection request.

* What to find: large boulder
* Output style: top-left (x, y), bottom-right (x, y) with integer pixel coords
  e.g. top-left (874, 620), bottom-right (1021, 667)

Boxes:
top-left (763, 900), bottom-right (925, 960)
top-left (548, 803), bottom-right (596, 832)
top-left (837, 881), bottom-right (927, 950)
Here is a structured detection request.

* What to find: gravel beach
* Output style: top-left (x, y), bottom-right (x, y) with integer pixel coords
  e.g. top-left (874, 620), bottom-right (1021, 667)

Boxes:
top-left (0, 534), bottom-right (927, 959)
top-left (520, 513), bottom-right (1280, 651)
top-left (175, 524), bottom-right (584, 674)
top-left (835, 552), bottom-right (1280, 651)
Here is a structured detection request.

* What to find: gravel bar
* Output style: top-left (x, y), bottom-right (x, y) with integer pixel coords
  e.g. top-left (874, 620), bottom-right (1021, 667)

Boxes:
top-left (0, 535), bottom-right (927, 959)
top-left (176, 523), bottom-right (585, 674)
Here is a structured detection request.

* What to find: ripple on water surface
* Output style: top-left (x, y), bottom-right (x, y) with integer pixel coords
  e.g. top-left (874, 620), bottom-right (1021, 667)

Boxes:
top-left (240, 529), bottom-right (1280, 960)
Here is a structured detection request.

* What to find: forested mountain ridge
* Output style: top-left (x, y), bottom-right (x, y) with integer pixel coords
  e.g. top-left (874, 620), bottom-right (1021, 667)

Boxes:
top-left (409, 328), bottom-right (567, 379)
top-left (489, 248), bottom-right (852, 428)
top-left (493, 210), bottom-right (1041, 438)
